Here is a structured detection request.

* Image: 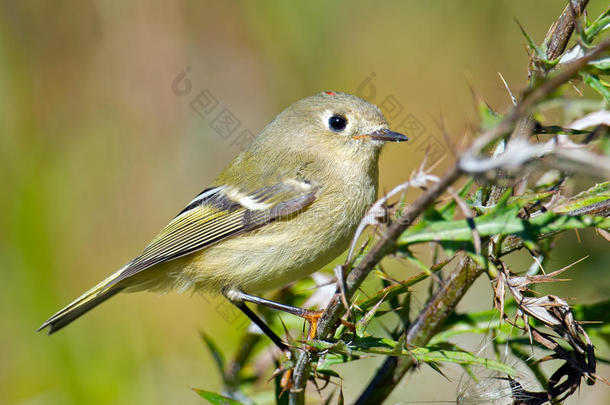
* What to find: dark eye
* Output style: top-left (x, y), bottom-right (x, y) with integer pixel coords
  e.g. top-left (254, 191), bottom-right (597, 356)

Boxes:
top-left (328, 115), bottom-right (347, 132)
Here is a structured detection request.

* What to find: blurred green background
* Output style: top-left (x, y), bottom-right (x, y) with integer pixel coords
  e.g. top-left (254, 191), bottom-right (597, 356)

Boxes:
top-left (1, 1), bottom-right (608, 404)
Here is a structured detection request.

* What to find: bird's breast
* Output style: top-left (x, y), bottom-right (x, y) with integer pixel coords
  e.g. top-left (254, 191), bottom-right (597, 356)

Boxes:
top-left (177, 158), bottom-right (379, 294)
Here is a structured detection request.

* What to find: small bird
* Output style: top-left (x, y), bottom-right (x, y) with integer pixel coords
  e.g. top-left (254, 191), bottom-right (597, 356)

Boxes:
top-left (39, 91), bottom-right (407, 349)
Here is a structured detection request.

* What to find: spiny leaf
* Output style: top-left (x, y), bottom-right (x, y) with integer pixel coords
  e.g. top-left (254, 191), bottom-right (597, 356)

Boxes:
top-left (398, 204), bottom-right (521, 246)
top-left (356, 258), bottom-right (453, 311)
top-left (581, 71), bottom-right (610, 103)
top-left (439, 177), bottom-right (475, 220)
top-left (478, 101), bottom-right (503, 131)
top-left (317, 352), bottom-right (362, 370)
top-left (200, 331), bottom-right (225, 378)
top-left (355, 294), bottom-right (386, 336)
top-left (193, 388), bottom-right (246, 405)
top-left (430, 304), bottom-right (525, 345)
top-left (472, 191), bottom-right (554, 214)
top-left (426, 361), bottom-right (450, 380)
top-left (588, 56), bottom-right (610, 71)
top-left (309, 339), bottom-right (518, 376)
top-left (315, 368), bottom-right (342, 379)
top-left (553, 182), bottom-right (610, 213)
top-left (584, 14), bottom-right (610, 43)
top-left (404, 348), bottom-right (517, 376)
top-left (398, 200), bottom-right (610, 248)
top-left (421, 204), bottom-right (446, 222)
top-left (515, 18), bottom-right (539, 54)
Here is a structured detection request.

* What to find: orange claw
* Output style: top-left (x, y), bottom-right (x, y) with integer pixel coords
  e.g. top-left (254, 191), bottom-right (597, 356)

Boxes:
top-left (302, 311), bottom-right (355, 339)
top-left (302, 310), bottom-right (324, 339)
top-left (280, 368), bottom-right (293, 390)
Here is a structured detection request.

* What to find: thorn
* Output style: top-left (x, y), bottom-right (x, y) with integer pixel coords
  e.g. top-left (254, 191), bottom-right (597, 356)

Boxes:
top-left (447, 187), bottom-right (481, 255)
top-left (431, 112), bottom-right (458, 158)
top-left (461, 125), bottom-right (473, 150)
top-left (513, 16), bottom-right (538, 53)
top-left (280, 317), bottom-right (293, 343)
top-left (547, 255), bottom-right (588, 277)
top-left (498, 72), bottom-right (517, 106)
top-left (570, 80), bottom-right (584, 96)
top-left (426, 153), bottom-right (446, 174)
top-left (334, 265), bottom-right (351, 318)
top-left (597, 228), bottom-right (610, 242)
top-left (532, 255), bottom-right (546, 275)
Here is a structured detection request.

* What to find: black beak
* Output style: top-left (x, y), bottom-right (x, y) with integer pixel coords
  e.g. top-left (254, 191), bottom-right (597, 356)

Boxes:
top-left (367, 128), bottom-right (409, 142)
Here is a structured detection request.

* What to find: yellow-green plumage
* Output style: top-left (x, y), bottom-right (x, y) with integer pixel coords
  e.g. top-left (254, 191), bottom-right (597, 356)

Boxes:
top-left (39, 91), bottom-right (406, 334)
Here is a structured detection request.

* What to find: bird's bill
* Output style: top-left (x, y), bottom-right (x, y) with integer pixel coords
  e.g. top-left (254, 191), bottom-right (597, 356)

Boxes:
top-left (354, 128), bottom-right (409, 142)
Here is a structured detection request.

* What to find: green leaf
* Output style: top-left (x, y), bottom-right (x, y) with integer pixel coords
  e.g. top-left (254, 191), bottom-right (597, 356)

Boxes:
top-left (425, 360), bottom-right (449, 380)
top-left (398, 204), bottom-right (522, 246)
top-left (309, 339), bottom-right (518, 376)
top-left (553, 182), bottom-right (610, 213)
top-left (355, 294), bottom-right (385, 336)
top-left (315, 368), bottom-right (342, 379)
top-left (402, 347), bottom-right (517, 375)
top-left (507, 191), bottom-right (554, 210)
top-left (430, 304), bottom-right (524, 345)
top-left (398, 198), bottom-right (610, 248)
top-left (533, 213), bottom-right (610, 234)
top-left (193, 388), bottom-right (246, 405)
top-left (584, 14), bottom-right (610, 43)
top-left (589, 56), bottom-right (610, 71)
top-left (581, 71), bottom-right (610, 103)
top-left (317, 352), bottom-right (361, 370)
top-left (200, 331), bottom-right (225, 378)
top-left (478, 102), bottom-right (503, 131)
top-left (439, 177), bottom-right (475, 220)
top-left (515, 18), bottom-right (540, 55)
top-left (356, 258), bottom-right (453, 311)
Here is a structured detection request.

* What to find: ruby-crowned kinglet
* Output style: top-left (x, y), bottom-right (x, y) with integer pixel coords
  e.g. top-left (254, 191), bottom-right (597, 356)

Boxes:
top-left (39, 91), bottom-right (407, 348)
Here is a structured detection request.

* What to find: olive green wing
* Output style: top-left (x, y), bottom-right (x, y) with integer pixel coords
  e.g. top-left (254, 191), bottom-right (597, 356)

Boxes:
top-left (110, 180), bottom-right (317, 286)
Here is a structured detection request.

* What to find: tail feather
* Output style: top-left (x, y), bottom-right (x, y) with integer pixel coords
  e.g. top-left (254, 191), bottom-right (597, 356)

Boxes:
top-left (38, 270), bottom-right (126, 334)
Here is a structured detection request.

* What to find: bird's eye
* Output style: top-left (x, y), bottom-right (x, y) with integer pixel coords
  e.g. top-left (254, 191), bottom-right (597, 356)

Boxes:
top-left (328, 115), bottom-right (347, 132)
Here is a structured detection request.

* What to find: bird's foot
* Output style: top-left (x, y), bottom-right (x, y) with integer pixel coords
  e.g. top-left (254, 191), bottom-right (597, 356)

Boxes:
top-left (300, 309), bottom-right (324, 339)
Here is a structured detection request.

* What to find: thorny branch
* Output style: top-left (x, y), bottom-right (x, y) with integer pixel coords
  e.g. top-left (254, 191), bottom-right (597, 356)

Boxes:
top-left (539, 0), bottom-right (589, 66)
top-left (355, 255), bottom-right (482, 405)
top-left (288, 10), bottom-right (610, 405)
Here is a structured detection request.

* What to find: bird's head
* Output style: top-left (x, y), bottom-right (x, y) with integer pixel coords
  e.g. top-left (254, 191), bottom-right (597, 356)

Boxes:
top-left (258, 91), bottom-right (408, 159)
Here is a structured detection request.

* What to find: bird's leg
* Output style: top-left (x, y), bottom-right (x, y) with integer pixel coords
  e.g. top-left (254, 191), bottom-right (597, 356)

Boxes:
top-left (225, 294), bottom-right (289, 352)
top-left (230, 290), bottom-right (324, 340)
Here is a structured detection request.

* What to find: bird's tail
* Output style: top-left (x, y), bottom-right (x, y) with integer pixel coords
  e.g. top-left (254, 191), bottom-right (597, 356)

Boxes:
top-left (38, 269), bottom-right (126, 334)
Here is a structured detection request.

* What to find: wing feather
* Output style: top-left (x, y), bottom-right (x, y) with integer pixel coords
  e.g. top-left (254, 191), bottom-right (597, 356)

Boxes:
top-left (109, 181), bottom-right (317, 286)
